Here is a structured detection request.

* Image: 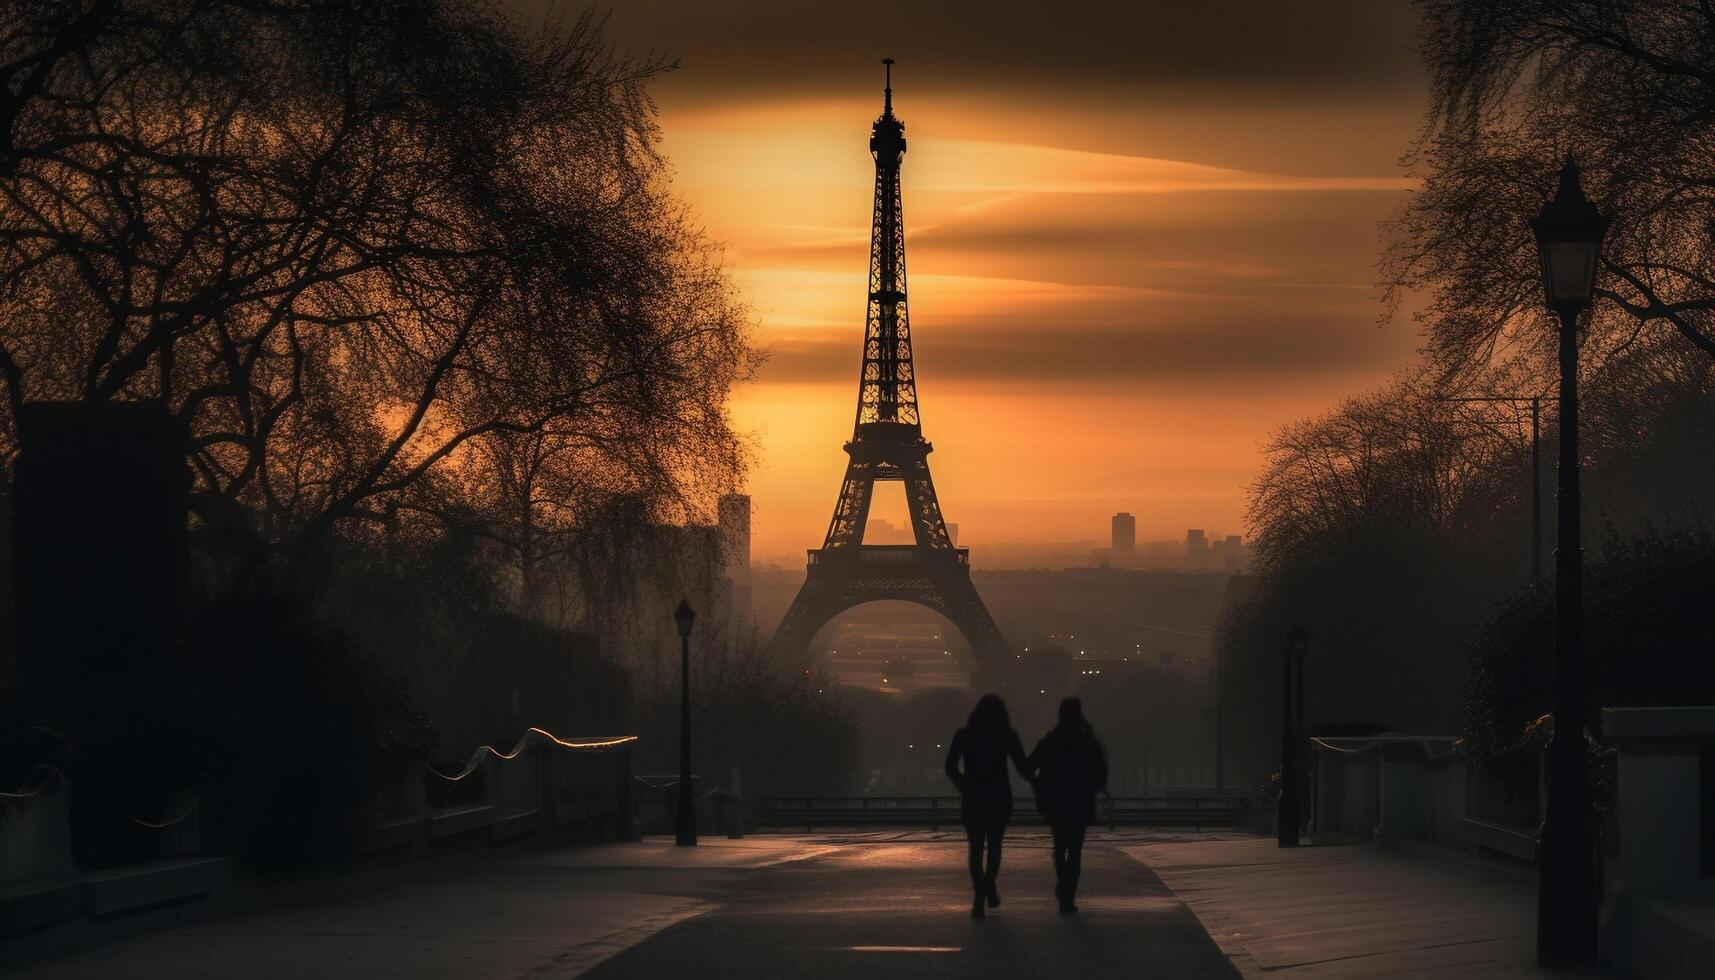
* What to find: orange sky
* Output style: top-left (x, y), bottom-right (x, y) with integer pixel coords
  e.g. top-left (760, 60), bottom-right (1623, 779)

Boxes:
top-left (549, 1), bottom-right (1432, 563)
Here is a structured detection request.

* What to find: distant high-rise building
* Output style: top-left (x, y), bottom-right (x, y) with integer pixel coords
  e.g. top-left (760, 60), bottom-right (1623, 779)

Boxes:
top-left (1111, 512), bottom-right (1136, 559)
top-left (946, 522), bottom-right (959, 547)
top-left (1187, 529), bottom-right (1209, 568)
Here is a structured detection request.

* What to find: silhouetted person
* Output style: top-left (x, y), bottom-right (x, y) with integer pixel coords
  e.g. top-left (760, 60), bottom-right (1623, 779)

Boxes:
top-left (944, 694), bottom-right (1030, 918)
top-left (1028, 697), bottom-right (1108, 912)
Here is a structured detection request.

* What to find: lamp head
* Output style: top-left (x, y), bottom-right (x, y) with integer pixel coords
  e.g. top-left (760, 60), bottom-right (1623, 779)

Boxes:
top-left (1531, 155), bottom-right (1609, 312)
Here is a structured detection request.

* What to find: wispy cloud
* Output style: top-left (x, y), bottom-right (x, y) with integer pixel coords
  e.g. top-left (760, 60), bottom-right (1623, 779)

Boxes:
top-left (667, 125), bottom-right (1415, 196)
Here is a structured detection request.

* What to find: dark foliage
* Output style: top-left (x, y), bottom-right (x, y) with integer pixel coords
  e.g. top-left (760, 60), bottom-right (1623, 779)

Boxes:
top-left (171, 592), bottom-right (435, 867)
top-left (1460, 524), bottom-right (1715, 774)
top-left (636, 642), bottom-right (860, 798)
top-left (1216, 376), bottom-right (1532, 785)
top-left (0, 589), bottom-right (433, 869)
top-left (0, 1), bottom-right (751, 869)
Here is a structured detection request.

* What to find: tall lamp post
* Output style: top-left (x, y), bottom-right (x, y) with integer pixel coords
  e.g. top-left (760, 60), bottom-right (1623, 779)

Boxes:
top-left (1530, 156), bottom-right (1607, 967)
top-left (674, 598), bottom-right (698, 847)
top-left (1277, 625), bottom-right (1307, 848)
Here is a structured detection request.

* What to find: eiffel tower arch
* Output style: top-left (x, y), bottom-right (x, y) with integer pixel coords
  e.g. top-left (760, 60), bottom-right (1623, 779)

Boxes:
top-left (767, 61), bottom-right (1009, 676)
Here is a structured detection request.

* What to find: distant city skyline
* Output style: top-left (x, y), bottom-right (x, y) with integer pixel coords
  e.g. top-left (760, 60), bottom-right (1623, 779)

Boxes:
top-left (751, 525), bottom-right (1249, 572)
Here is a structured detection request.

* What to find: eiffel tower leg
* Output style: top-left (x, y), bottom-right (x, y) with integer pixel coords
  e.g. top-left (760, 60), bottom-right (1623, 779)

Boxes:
top-left (931, 568), bottom-right (1009, 683)
top-left (901, 461), bottom-right (953, 550)
top-left (824, 465), bottom-right (876, 551)
top-left (765, 571), bottom-right (846, 664)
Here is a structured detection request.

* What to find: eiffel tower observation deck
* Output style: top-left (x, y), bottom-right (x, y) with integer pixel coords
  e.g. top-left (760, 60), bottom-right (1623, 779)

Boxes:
top-left (767, 61), bottom-right (1008, 675)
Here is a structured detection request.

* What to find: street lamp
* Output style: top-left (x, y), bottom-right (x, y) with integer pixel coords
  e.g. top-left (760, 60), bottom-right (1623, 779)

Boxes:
top-left (1530, 155), bottom-right (1607, 967)
top-left (1277, 625), bottom-right (1307, 848)
top-left (674, 598), bottom-right (698, 847)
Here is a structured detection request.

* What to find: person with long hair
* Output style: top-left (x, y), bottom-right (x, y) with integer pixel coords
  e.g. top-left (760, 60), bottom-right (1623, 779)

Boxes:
top-left (943, 693), bottom-right (1031, 918)
top-left (1027, 697), bottom-right (1108, 912)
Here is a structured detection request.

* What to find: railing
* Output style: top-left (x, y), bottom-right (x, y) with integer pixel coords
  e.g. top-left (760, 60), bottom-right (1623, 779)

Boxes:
top-left (807, 545), bottom-right (970, 565)
top-left (749, 795), bottom-right (1261, 833)
top-left (1, 726), bottom-right (638, 938)
top-left (364, 729), bottom-right (638, 855)
top-left (1309, 733), bottom-right (1540, 856)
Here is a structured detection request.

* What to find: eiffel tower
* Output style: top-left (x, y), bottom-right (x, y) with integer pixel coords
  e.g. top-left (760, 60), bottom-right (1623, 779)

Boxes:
top-left (767, 61), bottom-right (1008, 674)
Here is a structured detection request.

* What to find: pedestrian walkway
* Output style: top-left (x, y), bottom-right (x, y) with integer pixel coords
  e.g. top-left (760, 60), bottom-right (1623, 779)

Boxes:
top-left (1129, 838), bottom-right (1615, 978)
top-left (5, 833), bottom-right (1238, 978)
top-left (583, 832), bottom-right (1239, 979)
top-left (10, 833), bottom-right (1603, 978)
top-left (3, 838), bottom-right (834, 979)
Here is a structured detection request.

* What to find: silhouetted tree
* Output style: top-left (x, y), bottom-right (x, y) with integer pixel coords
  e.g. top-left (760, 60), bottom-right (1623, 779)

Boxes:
top-left (1209, 0), bottom-right (1715, 789)
top-left (0, 1), bottom-right (750, 590)
top-left (1220, 373), bottom-right (1548, 783)
top-left (0, 2), bottom-right (752, 864)
top-left (1460, 523), bottom-right (1715, 781)
top-left (1222, 351), bottom-right (1715, 785)
top-left (1390, 0), bottom-right (1715, 386)
top-left (636, 640), bottom-right (859, 797)
top-left (1248, 374), bottom-right (1525, 567)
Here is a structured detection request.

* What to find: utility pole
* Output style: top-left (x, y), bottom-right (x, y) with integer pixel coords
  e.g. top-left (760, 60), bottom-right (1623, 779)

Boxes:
top-left (674, 599), bottom-right (698, 847)
top-left (1437, 394), bottom-right (1546, 584)
top-left (1277, 626), bottom-right (1306, 847)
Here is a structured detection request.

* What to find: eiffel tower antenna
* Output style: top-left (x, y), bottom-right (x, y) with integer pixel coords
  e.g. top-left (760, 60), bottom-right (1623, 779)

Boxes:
top-left (767, 64), bottom-right (1009, 678)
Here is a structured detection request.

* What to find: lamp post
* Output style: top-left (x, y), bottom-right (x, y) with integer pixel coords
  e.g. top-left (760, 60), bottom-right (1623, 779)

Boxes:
top-left (674, 598), bottom-right (698, 847)
top-left (1530, 156), bottom-right (1607, 967)
top-left (1277, 625), bottom-right (1307, 848)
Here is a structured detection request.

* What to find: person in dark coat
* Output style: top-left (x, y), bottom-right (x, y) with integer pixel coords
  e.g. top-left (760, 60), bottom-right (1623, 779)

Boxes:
top-left (1027, 697), bottom-right (1108, 912)
top-left (944, 693), bottom-right (1031, 918)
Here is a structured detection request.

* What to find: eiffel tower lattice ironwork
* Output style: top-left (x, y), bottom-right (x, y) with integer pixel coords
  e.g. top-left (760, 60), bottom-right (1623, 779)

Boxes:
top-left (767, 61), bottom-right (1008, 673)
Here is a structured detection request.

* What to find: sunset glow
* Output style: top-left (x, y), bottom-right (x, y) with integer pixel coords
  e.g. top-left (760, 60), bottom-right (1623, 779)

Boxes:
top-left (597, 2), bottom-right (1429, 562)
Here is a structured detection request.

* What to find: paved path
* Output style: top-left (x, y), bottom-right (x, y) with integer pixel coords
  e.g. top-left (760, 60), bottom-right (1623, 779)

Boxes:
top-left (3, 838), bottom-right (833, 979)
top-left (5, 833), bottom-right (1238, 978)
top-left (585, 832), bottom-right (1239, 979)
top-left (1130, 838), bottom-right (1615, 978)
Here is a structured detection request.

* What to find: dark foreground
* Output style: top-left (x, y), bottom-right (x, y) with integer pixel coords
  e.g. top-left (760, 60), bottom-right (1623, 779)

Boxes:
top-left (584, 833), bottom-right (1237, 979)
top-left (5, 834), bottom-right (1238, 978)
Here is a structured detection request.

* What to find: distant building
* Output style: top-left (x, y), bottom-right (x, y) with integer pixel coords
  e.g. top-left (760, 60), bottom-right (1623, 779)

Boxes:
top-left (1111, 512), bottom-right (1136, 561)
top-left (861, 517), bottom-right (914, 545)
top-left (946, 522), bottom-right (959, 546)
top-left (1208, 533), bottom-right (1247, 572)
top-left (1186, 529), bottom-right (1209, 568)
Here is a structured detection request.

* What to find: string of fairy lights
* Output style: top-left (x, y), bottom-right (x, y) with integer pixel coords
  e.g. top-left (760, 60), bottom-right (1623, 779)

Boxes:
top-left (3, 724), bottom-right (637, 826)
top-left (425, 729), bottom-right (638, 782)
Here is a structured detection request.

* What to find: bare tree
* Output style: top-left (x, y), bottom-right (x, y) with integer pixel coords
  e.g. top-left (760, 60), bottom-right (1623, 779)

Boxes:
top-left (1248, 373), bottom-right (1524, 574)
top-left (0, 1), bottom-right (750, 587)
top-left (1389, 0), bottom-right (1715, 385)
